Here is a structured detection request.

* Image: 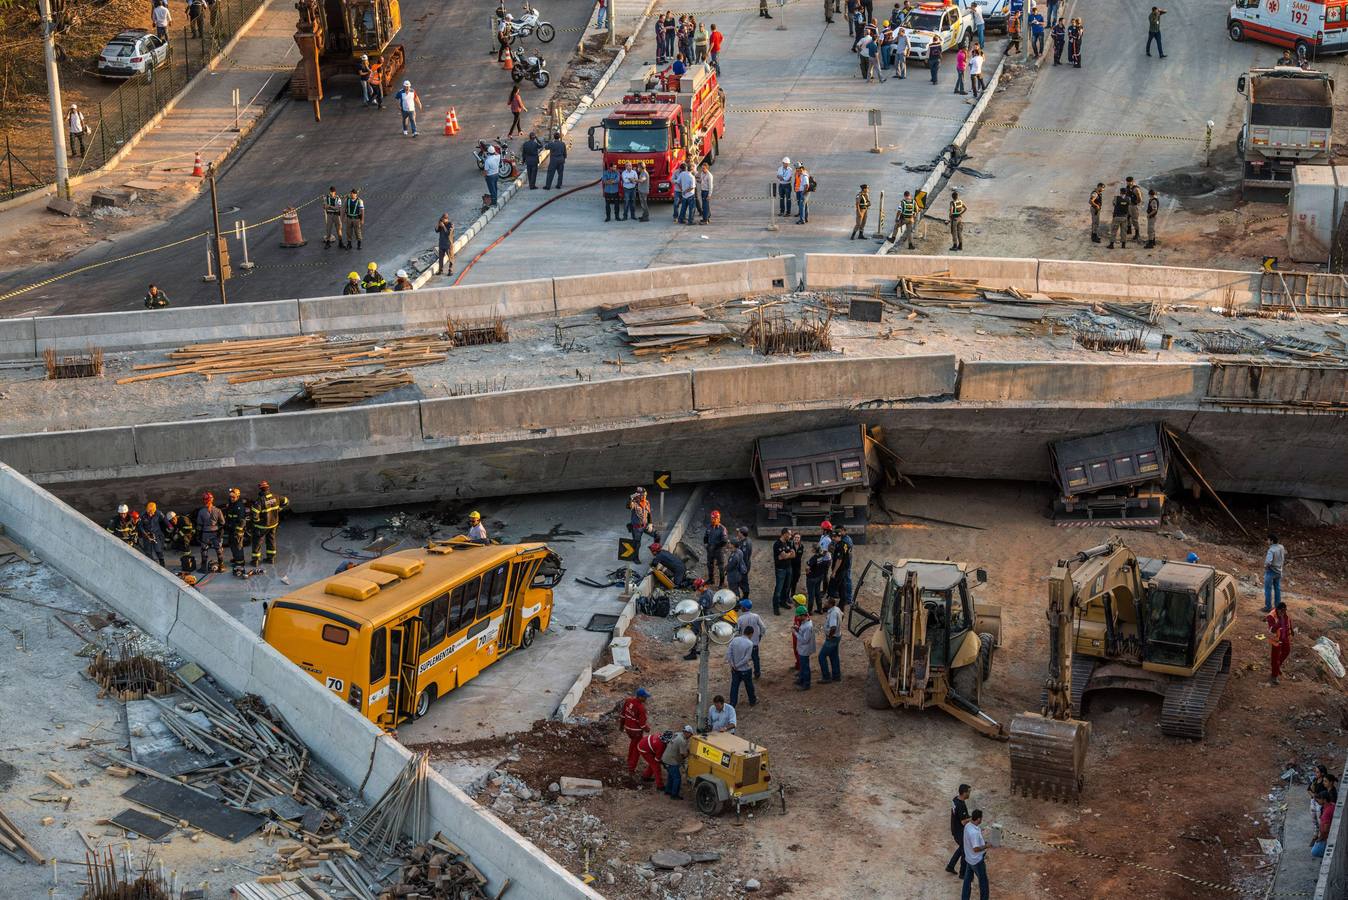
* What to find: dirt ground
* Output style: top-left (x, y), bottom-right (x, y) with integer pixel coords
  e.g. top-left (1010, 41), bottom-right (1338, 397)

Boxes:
top-left (414, 479), bottom-right (1348, 899)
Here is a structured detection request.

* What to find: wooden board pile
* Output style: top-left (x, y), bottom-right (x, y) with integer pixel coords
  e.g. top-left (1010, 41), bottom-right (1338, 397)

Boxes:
top-left (603, 293), bottom-right (733, 355)
top-left (0, 804), bottom-right (44, 864)
top-left (896, 273), bottom-right (1065, 308)
top-left (380, 834), bottom-right (500, 900)
top-left (0, 524), bottom-right (39, 570)
top-left (304, 372), bottom-right (415, 407)
top-left (115, 335), bottom-right (454, 386)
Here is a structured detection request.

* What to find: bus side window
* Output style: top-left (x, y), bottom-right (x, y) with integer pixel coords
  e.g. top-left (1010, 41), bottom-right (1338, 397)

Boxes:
top-left (370, 627), bottom-right (387, 684)
top-left (429, 593), bottom-right (448, 646)
top-left (481, 564), bottom-right (508, 617)
top-left (450, 577), bottom-right (483, 633)
top-left (418, 601), bottom-right (434, 654)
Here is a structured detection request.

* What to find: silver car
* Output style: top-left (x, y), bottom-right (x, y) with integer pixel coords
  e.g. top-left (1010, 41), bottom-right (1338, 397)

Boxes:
top-left (97, 29), bottom-right (170, 79)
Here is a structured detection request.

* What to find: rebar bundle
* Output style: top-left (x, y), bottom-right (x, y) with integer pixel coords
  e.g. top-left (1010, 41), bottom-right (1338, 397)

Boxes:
top-left (446, 314), bottom-right (509, 347)
top-left (747, 310), bottom-right (833, 355)
top-left (88, 644), bottom-right (172, 700)
top-left (82, 847), bottom-right (172, 900)
top-left (44, 346), bottom-right (104, 380)
top-left (1071, 322), bottom-right (1149, 353)
top-left (348, 752), bottom-right (430, 859)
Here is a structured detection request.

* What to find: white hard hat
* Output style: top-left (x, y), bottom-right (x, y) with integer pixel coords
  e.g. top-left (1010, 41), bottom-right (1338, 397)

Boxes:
top-left (166, 511), bottom-right (175, 520)
top-left (70, 103), bottom-right (77, 109)
top-left (396, 269), bottom-right (408, 278)
top-left (117, 504), bottom-right (129, 514)
top-left (361, 53), bottom-right (369, 59)
top-left (781, 156), bottom-right (790, 164)
top-left (403, 80), bottom-right (411, 87)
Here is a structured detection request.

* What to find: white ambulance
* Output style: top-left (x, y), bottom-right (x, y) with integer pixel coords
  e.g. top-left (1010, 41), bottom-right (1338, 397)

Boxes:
top-left (1228, 0), bottom-right (1348, 62)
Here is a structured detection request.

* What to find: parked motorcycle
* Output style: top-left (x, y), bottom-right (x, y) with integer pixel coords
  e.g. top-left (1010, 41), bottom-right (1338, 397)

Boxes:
top-left (504, 12), bottom-right (555, 43)
top-left (508, 48), bottom-right (550, 88)
top-left (473, 138), bottom-right (519, 180)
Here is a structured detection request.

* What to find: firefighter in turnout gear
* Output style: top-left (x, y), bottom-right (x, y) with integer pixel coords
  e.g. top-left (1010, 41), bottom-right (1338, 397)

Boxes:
top-left (250, 481), bottom-right (289, 568)
top-left (223, 487), bottom-right (251, 577)
top-left (893, 190), bottom-right (919, 249)
top-left (107, 504), bottom-right (137, 545)
top-left (1088, 182), bottom-right (1104, 244)
top-left (948, 191), bottom-right (966, 251)
top-left (362, 262), bottom-right (388, 293)
top-left (323, 186), bottom-right (346, 249)
top-left (169, 510), bottom-right (196, 572)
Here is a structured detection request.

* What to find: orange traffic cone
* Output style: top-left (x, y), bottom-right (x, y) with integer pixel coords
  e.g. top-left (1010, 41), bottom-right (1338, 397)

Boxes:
top-left (279, 207), bottom-right (306, 248)
top-left (503, 54), bottom-right (513, 71)
top-left (191, 151), bottom-right (204, 177)
top-left (445, 108), bottom-right (460, 136)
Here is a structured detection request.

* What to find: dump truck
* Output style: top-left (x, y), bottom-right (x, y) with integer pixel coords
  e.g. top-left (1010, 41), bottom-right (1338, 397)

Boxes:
top-left (1049, 423), bottom-right (1169, 527)
top-left (1009, 539), bottom-right (1237, 801)
top-left (291, 0), bottom-right (406, 102)
top-left (586, 63), bottom-right (727, 201)
top-left (751, 424), bottom-right (880, 540)
top-left (1236, 66), bottom-right (1334, 198)
top-left (848, 559), bottom-right (1005, 739)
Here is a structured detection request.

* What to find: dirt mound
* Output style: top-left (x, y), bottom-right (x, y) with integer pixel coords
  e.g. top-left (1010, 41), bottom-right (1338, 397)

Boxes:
top-left (406, 717), bottom-right (631, 791)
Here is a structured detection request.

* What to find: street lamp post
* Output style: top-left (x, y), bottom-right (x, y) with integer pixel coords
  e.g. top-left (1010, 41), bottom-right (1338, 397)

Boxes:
top-left (673, 590), bottom-right (740, 730)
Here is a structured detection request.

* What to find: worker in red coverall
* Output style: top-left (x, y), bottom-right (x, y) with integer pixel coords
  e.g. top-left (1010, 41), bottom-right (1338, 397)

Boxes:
top-left (620, 687), bottom-right (651, 771)
top-left (635, 731), bottom-right (667, 789)
top-left (1268, 602), bottom-right (1292, 685)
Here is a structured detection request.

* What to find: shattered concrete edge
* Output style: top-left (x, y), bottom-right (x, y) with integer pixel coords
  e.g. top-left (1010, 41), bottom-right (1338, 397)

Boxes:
top-left (0, 460), bottom-right (604, 899)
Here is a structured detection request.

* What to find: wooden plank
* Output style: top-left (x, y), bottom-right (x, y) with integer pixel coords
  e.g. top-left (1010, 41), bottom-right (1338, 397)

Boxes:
top-left (618, 305), bottom-right (705, 327)
top-left (598, 293), bottom-right (690, 320)
top-left (624, 322), bottom-right (729, 338)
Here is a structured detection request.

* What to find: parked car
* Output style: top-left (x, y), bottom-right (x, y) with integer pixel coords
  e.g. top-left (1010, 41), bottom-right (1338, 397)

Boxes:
top-left (97, 29), bottom-right (170, 79)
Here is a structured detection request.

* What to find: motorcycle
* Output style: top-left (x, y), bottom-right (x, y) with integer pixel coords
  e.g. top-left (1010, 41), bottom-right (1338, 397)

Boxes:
top-left (473, 138), bottom-right (519, 180)
top-left (504, 12), bottom-right (555, 43)
top-left (508, 48), bottom-right (550, 88)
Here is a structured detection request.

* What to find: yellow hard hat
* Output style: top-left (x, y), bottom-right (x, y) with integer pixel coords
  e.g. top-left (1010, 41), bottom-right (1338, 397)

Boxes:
top-left (145, 501), bottom-right (157, 513)
top-left (348, 271), bottom-right (359, 280)
top-left (367, 261), bottom-right (377, 270)
top-left (469, 511), bottom-right (481, 520)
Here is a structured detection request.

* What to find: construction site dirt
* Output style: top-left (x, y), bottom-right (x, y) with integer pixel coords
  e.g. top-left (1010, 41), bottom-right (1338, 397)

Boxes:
top-left (406, 480), bottom-right (1348, 899)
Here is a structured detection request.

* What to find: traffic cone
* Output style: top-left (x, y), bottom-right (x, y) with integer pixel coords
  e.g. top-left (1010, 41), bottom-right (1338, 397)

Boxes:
top-left (279, 207), bottom-right (306, 248)
top-left (445, 108), bottom-right (460, 136)
top-left (503, 54), bottom-right (513, 71)
top-left (191, 151), bottom-right (204, 177)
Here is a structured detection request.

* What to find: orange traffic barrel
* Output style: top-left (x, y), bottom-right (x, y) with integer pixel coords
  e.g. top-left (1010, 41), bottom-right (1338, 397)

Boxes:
top-left (279, 207), bottom-right (306, 248)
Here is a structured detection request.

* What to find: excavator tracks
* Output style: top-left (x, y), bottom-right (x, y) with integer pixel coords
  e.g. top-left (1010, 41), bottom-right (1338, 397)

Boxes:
top-left (1159, 641), bottom-right (1232, 740)
top-left (1037, 655), bottom-right (1097, 717)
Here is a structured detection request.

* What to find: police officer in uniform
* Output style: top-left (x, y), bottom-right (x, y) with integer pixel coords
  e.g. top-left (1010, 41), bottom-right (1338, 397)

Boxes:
top-left (892, 190), bottom-right (918, 248)
top-left (107, 504), bottom-right (137, 545)
top-left (250, 481), bottom-right (290, 569)
top-left (1088, 182), bottom-right (1104, 244)
top-left (144, 284), bottom-right (169, 309)
top-left (1124, 176), bottom-right (1143, 240)
top-left (223, 487), bottom-right (251, 577)
top-left (323, 186), bottom-right (345, 249)
top-left (948, 190), bottom-right (966, 251)
top-left (345, 188), bottom-right (365, 251)
top-left (851, 184), bottom-right (871, 240)
top-left (1146, 189), bottom-right (1160, 248)
top-left (1107, 187), bottom-right (1130, 249)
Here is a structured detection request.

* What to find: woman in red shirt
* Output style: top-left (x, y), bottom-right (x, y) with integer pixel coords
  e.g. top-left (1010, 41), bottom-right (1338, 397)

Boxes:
top-left (507, 85), bottom-right (526, 137)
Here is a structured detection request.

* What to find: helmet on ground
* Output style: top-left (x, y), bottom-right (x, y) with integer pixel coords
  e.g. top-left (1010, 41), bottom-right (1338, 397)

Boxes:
top-left (348, 271), bottom-right (359, 280)
top-left (1186, 552), bottom-right (1200, 563)
top-left (258, 481), bottom-right (270, 492)
top-left (692, 577), bottom-right (706, 589)
top-left (792, 593), bottom-right (807, 605)
top-left (117, 504), bottom-right (129, 514)
top-left (635, 687), bottom-right (650, 698)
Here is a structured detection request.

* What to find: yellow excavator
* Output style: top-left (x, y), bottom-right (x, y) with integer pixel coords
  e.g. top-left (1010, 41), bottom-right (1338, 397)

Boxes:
top-left (1009, 538), bottom-right (1237, 801)
top-left (848, 560), bottom-right (1006, 739)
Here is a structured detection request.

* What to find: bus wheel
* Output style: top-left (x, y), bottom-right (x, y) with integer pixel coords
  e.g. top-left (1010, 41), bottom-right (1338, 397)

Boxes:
top-left (414, 686), bottom-right (435, 719)
top-left (522, 620), bottom-right (540, 648)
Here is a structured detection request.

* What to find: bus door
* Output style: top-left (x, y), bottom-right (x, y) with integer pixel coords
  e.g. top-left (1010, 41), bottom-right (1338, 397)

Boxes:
top-left (500, 557), bottom-right (541, 650)
top-left (388, 617), bottom-right (422, 723)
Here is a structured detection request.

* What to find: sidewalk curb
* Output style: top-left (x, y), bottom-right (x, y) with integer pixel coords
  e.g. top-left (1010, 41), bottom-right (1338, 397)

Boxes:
top-left (876, 49), bottom-right (1009, 256)
top-left (0, 0), bottom-right (279, 216)
top-left (553, 482), bottom-right (706, 722)
top-left (410, 2), bottom-right (659, 290)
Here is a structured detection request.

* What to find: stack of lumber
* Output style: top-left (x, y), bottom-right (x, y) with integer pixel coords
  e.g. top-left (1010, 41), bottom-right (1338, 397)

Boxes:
top-left (0, 805), bottom-right (44, 864)
top-left (897, 273), bottom-right (1064, 308)
top-left (115, 335), bottom-right (453, 386)
top-left (610, 296), bottom-right (733, 355)
top-left (304, 372), bottom-right (415, 407)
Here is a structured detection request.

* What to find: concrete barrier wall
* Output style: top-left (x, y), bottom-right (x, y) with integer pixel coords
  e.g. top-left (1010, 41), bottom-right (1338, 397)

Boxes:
top-left (421, 372), bottom-right (693, 439)
top-left (803, 253), bottom-right (1040, 292)
top-left (33, 300), bottom-right (302, 356)
top-left (297, 278), bottom-right (556, 335)
top-left (959, 360), bottom-right (1211, 404)
top-left (0, 426), bottom-right (138, 476)
top-left (553, 256), bottom-right (794, 313)
top-left (1036, 259), bottom-right (1260, 305)
top-left (0, 318), bottom-right (36, 360)
top-left (0, 461), bottom-right (602, 899)
top-left (693, 355), bottom-right (959, 410)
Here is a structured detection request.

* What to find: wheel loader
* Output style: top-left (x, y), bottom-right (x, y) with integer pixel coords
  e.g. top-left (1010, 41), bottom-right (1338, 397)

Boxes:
top-left (847, 560), bottom-right (1006, 738)
top-left (1009, 538), bottom-right (1237, 801)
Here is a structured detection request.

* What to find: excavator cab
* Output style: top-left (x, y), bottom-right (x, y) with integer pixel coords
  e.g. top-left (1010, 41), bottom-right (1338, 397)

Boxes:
top-left (345, 0), bottom-right (400, 55)
top-left (1139, 562), bottom-right (1212, 669)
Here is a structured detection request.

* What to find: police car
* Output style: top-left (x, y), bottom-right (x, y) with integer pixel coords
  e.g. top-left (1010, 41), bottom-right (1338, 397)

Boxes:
top-left (905, 0), bottom-right (975, 57)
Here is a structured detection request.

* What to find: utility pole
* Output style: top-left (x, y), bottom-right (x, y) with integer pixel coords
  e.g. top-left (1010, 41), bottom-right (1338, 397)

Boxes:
top-left (37, 0), bottom-right (70, 200)
top-left (607, 0), bottom-right (616, 46)
top-left (1022, 1), bottom-right (1031, 64)
top-left (207, 165), bottom-right (230, 305)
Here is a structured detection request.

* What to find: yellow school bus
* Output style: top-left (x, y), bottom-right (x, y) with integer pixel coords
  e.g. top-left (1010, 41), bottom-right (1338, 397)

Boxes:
top-left (262, 538), bottom-right (564, 728)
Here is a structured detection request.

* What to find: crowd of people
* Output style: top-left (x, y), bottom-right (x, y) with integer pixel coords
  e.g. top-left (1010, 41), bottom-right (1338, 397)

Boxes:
top-left (1088, 177), bottom-right (1161, 249)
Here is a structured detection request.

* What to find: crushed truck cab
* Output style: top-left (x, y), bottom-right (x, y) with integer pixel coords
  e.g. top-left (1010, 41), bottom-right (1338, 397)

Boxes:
top-left (587, 63), bottom-right (727, 200)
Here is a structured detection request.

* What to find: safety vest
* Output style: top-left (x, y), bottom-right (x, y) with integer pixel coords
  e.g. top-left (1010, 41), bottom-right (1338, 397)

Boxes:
top-left (1147, 198), bottom-right (1159, 217)
top-left (1127, 184), bottom-right (1143, 205)
top-left (899, 198), bottom-right (917, 218)
top-left (949, 199), bottom-right (966, 218)
top-left (856, 192), bottom-right (870, 210)
top-left (345, 197), bottom-right (364, 219)
top-left (1112, 195), bottom-right (1130, 217)
top-left (250, 492), bottom-right (287, 530)
top-left (324, 193), bottom-right (342, 215)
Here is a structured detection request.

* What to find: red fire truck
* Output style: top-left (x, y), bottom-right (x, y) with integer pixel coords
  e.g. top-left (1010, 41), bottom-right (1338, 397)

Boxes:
top-left (587, 63), bottom-right (727, 200)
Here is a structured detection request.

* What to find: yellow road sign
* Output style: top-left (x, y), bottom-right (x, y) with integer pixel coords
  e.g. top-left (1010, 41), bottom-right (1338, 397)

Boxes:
top-left (654, 470), bottom-right (672, 492)
top-left (618, 538), bottom-right (638, 561)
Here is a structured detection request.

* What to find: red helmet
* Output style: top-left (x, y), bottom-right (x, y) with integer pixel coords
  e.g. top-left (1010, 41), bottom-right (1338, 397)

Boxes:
top-left (650, 542), bottom-right (662, 553)
top-left (202, 492), bottom-right (214, 503)
top-left (693, 577), bottom-right (706, 589)
top-left (820, 519), bottom-right (833, 530)
top-left (709, 510), bottom-right (721, 521)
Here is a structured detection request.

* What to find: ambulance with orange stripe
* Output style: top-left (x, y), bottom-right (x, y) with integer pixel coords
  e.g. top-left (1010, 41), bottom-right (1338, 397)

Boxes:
top-left (1228, 0), bottom-right (1348, 62)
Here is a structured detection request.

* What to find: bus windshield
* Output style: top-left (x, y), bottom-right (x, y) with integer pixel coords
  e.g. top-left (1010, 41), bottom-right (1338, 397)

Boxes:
top-left (606, 126), bottom-right (669, 152)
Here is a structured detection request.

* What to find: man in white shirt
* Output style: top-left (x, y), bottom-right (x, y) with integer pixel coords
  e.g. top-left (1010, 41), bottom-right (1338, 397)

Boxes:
top-left (676, 166), bottom-right (697, 225)
top-left (707, 695), bottom-right (736, 732)
top-left (467, 511), bottom-right (488, 543)
top-left (483, 145), bottom-right (502, 205)
top-left (1264, 533), bottom-right (1286, 613)
top-left (736, 600), bottom-right (764, 678)
top-left (961, 809), bottom-right (989, 900)
top-left (620, 163), bottom-right (638, 221)
top-left (697, 162), bottom-right (714, 223)
top-left (395, 80), bottom-right (422, 136)
top-left (67, 104), bottom-right (86, 156)
top-left (970, 1), bottom-right (985, 47)
top-left (152, 1), bottom-right (172, 39)
top-left (725, 626), bottom-right (757, 706)
top-left (775, 156), bottom-right (793, 217)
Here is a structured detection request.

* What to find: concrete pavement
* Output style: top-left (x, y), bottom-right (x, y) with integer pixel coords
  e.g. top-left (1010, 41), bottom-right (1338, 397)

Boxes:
top-left (439, 7), bottom-right (1004, 284)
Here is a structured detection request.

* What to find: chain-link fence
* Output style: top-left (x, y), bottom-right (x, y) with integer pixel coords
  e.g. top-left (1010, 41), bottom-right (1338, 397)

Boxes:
top-left (0, 0), bottom-right (267, 200)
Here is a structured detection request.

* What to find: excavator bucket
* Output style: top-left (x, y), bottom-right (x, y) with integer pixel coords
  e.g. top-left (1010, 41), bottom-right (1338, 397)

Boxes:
top-left (1008, 712), bottom-right (1090, 802)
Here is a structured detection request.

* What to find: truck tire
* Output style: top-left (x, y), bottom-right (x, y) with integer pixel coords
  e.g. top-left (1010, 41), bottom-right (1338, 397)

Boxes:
top-left (951, 659), bottom-right (980, 706)
top-left (1228, 21), bottom-right (1244, 41)
top-left (978, 633), bottom-right (994, 682)
top-left (537, 22), bottom-right (555, 42)
top-left (706, 134), bottom-right (719, 165)
top-left (864, 665), bottom-right (889, 709)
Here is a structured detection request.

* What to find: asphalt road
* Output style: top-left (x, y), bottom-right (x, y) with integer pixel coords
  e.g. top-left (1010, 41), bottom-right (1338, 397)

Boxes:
top-left (0, 0), bottom-right (598, 316)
